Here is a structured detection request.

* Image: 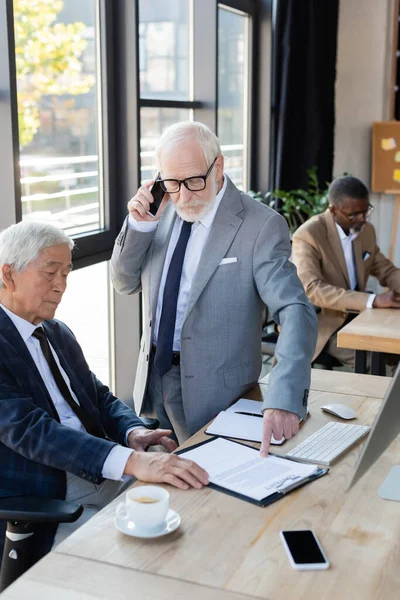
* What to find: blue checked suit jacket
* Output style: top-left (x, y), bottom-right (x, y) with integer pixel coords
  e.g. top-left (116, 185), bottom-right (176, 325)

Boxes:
top-left (0, 308), bottom-right (144, 561)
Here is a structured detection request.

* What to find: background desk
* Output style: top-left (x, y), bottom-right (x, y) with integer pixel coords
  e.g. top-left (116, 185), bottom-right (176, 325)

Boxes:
top-left (3, 372), bottom-right (398, 600)
top-left (337, 308), bottom-right (400, 375)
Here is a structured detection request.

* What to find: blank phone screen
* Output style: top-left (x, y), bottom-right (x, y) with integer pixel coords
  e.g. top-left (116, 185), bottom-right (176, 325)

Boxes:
top-left (282, 530), bottom-right (326, 564)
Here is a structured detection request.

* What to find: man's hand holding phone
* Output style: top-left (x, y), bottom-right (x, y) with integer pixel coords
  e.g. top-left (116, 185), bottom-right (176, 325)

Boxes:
top-left (127, 177), bottom-right (169, 222)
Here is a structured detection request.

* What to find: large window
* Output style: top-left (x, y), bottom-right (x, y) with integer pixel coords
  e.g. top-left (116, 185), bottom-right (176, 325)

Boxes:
top-left (14, 0), bottom-right (103, 235)
top-left (139, 0), bottom-right (191, 101)
top-left (138, 0), bottom-right (194, 183)
top-left (138, 1), bottom-right (254, 192)
top-left (218, 4), bottom-right (251, 191)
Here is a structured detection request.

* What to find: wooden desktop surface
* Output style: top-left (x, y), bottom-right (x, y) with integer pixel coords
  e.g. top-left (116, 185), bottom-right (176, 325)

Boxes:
top-left (3, 372), bottom-right (398, 600)
top-left (337, 308), bottom-right (400, 354)
top-left (259, 368), bottom-right (391, 398)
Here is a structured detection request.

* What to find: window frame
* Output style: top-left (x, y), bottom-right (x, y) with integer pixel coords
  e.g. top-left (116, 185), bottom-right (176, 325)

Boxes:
top-left (217, 1), bottom-right (259, 191)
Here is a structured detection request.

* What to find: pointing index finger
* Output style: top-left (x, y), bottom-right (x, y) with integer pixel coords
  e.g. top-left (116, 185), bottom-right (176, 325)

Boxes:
top-left (261, 413), bottom-right (273, 458)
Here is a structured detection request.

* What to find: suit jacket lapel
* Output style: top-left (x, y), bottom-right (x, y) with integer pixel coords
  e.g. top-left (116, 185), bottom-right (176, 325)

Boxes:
top-left (0, 309), bottom-right (38, 369)
top-left (0, 309), bottom-right (59, 419)
top-left (149, 202), bottom-right (176, 318)
top-left (352, 235), bottom-right (365, 291)
top-left (325, 210), bottom-right (351, 288)
top-left (183, 178), bottom-right (244, 324)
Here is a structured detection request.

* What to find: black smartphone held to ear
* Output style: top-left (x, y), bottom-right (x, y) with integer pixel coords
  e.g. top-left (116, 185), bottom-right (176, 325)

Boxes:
top-left (280, 530), bottom-right (330, 570)
top-left (148, 173), bottom-right (165, 216)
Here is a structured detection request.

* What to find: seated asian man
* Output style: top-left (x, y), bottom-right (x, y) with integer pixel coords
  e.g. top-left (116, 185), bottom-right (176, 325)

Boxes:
top-left (0, 221), bottom-right (208, 566)
top-left (292, 176), bottom-right (400, 368)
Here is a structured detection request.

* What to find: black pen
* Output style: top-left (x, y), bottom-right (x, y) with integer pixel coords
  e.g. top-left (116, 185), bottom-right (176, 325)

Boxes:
top-left (234, 411), bottom-right (263, 418)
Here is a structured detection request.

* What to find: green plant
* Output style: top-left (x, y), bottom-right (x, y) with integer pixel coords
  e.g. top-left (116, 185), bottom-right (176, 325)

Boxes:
top-left (248, 166), bottom-right (330, 234)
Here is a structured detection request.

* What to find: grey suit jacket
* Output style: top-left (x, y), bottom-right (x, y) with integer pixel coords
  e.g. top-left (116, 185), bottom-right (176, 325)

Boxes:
top-left (111, 176), bottom-right (317, 435)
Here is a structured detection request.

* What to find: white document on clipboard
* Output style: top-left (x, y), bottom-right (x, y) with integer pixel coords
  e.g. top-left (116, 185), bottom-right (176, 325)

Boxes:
top-left (178, 437), bottom-right (324, 505)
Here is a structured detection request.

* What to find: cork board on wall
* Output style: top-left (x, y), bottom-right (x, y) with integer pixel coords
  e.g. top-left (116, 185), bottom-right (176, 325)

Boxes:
top-left (372, 121), bottom-right (400, 192)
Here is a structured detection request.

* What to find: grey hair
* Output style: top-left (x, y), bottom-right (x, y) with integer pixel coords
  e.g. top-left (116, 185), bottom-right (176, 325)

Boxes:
top-left (0, 221), bottom-right (74, 288)
top-left (155, 121), bottom-right (222, 171)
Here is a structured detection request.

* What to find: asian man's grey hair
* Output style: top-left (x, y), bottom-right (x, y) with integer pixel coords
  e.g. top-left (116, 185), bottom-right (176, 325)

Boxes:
top-left (155, 121), bottom-right (222, 172)
top-left (0, 221), bottom-right (74, 288)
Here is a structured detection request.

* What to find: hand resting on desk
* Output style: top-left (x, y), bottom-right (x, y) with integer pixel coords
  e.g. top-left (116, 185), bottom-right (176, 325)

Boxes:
top-left (372, 290), bottom-right (400, 308)
top-left (124, 450), bottom-right (209, 490)
top-left (260, 409), bottom-right (300, 458)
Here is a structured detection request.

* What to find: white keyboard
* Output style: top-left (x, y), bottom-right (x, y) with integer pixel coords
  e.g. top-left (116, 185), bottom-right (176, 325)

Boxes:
top-left (286, 422), bottom-right (370, 466)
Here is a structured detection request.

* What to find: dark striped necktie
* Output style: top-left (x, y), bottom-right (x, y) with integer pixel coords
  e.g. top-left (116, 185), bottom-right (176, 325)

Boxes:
top-left (32, 328), bottom-right (103, 438)
top-left (154, 220), bottom-right (193, 376)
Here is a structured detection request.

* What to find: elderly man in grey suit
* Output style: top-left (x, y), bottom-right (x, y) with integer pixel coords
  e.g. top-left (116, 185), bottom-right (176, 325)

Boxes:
top-left (111, 121), bottom-right (317, 456)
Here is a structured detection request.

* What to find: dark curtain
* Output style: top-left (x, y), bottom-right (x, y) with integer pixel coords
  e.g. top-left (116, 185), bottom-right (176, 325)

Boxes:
top-left (271, 0), bottom-right (339, 191)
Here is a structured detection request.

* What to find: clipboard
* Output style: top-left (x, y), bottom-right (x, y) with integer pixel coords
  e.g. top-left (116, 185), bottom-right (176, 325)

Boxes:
top-left (177, 437), bottom-right (328, 507)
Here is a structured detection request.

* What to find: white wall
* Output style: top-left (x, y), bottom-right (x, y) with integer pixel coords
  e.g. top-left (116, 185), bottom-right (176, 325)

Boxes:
top-left (334, 0), bottom-right (400, 279)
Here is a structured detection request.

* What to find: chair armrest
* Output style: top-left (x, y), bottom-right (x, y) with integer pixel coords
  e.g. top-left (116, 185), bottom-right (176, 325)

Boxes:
top-left (0, 497), bottom-right (83, 525)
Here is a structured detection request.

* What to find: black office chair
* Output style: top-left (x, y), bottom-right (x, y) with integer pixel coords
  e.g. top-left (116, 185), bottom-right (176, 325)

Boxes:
top-left (0, 496), bottom-right (83, 592)
top-left (312, 350), bottom-right (343, 370)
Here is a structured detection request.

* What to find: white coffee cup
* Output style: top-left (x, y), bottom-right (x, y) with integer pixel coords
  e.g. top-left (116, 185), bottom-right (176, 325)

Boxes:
top-left (116, 486), bottom-right (169, 530)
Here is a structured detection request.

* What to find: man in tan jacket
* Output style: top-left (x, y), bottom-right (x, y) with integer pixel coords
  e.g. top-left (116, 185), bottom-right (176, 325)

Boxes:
top-left (292, 176), bottom-right (400, 367)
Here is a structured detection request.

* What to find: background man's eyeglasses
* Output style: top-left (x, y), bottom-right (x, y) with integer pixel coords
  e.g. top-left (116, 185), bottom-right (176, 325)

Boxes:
top-left (337, 203), bottom-right (374, 221)
top-left (157, 157), bottom-right (217, 193)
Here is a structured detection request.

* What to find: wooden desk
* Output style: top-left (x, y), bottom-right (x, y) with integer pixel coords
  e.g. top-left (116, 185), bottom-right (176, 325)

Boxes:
top-left (3, 372), bottom-right (399, 600)
top-left (259, 368), bottom-right (391, 399)
top-left (2, 553), bottom-right (252, 600)
top-left (337, 308), bottom-right (400, 375)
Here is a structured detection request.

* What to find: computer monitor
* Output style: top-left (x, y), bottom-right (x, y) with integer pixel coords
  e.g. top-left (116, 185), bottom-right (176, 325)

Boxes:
top-left (347, 362), bottom-right (400, 500)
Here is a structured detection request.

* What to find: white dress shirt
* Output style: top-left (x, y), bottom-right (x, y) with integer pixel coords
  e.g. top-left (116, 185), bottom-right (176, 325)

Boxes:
top-left (0, 304), bottom-right (133, 480)
top-left (335, 224), bottom-right (375, 308)
top-left (129, 175), bottom-right (228, 350)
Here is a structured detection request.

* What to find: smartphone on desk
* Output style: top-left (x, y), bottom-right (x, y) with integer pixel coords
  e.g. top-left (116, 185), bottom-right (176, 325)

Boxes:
top-left (280, 530), bottom-right (330, 570)
top-left (147, 173), bottom-right (165, 216)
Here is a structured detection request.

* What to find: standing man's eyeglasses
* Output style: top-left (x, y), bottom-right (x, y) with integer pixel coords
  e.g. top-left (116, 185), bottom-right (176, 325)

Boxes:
top-left (157, 157), bottom-right (218, 193)
top-left (335, 203), bottom-right (374, 222)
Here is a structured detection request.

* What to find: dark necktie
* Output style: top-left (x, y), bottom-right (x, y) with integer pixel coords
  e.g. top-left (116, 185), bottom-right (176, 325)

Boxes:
top-left (32, 328), bottom-right (103, 438)
top-left (154, 220), bottom-right (193, 376)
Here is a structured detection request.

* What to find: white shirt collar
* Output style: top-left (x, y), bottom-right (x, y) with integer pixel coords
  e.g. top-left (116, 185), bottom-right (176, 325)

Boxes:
top-left (197, 175), bottom-right (227, 229)
top-left (0, 304), bottom-right (42, 342)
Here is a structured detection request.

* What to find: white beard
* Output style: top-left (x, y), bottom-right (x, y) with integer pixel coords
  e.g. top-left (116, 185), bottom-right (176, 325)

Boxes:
top-left (175, 198), bottom-right (214, 222)
top-left (174, 178), bottom-right (218, 222)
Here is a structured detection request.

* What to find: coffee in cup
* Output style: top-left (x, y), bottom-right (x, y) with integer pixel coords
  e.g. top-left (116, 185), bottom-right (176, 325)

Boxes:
top-left (116, 486), bottom-right (169, 529)
top-left (133, 496), bottom-right (159, 504)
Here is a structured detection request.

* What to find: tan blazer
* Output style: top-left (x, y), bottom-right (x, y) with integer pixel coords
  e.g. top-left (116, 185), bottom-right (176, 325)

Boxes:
top-left (292, 209), bottom-right (400, 359)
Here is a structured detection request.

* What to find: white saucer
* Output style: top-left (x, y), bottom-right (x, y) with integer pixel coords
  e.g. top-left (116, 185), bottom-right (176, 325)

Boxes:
top-left (114, 509), bottom-right (181, 538)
